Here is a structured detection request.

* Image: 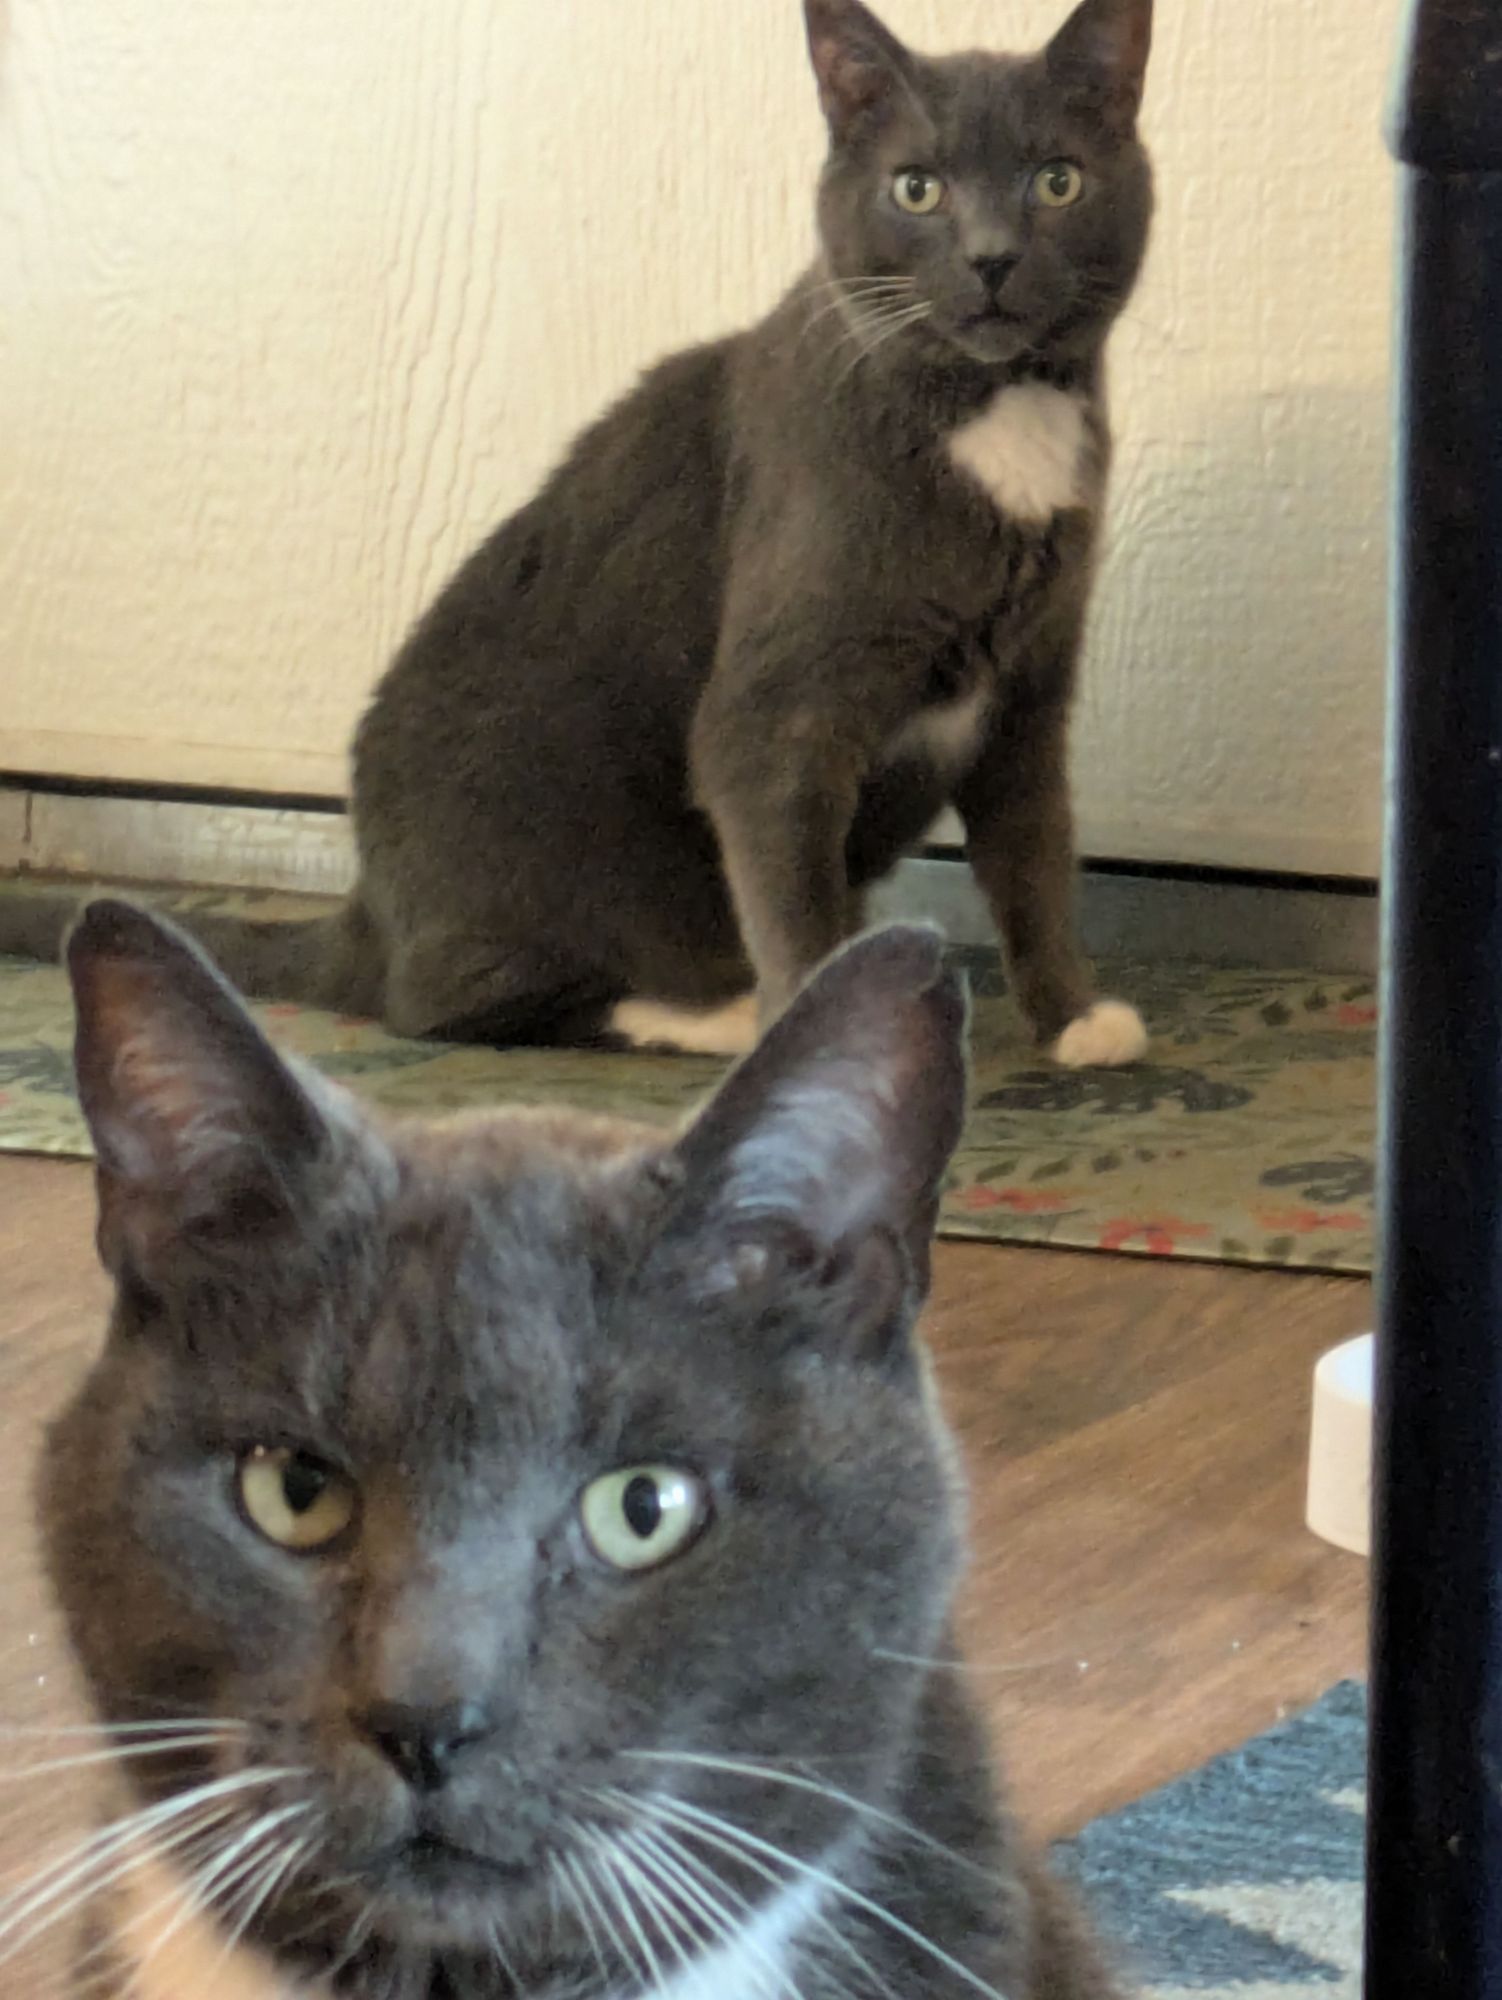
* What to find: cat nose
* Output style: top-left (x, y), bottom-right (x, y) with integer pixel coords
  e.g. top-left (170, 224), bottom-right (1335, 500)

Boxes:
top-left (354, 1699), bottom-right (496, 1793)
top-left (971, 253), bottom-right (1019, 297)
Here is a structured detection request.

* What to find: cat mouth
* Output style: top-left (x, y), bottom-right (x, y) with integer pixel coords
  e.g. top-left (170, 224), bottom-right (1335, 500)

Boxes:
top-left (962, 301), bottom-right (1026, 329)
top-left (369, 1830), bottom-right (535, 1891)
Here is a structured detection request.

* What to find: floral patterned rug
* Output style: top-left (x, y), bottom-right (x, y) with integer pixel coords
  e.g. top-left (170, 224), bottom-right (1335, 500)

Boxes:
top-left (0, 881), bottom-right (1376, 1273)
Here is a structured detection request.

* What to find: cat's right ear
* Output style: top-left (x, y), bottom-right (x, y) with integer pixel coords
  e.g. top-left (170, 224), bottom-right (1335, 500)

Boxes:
top-left (67, 899), bottom-right (366, 1285)
top-left (657, 926), bottom-right (967, 1349)
top-left (804, 0), bottom-right (918, 144)
top-left (1045, 0), bottom-right (1153, 135)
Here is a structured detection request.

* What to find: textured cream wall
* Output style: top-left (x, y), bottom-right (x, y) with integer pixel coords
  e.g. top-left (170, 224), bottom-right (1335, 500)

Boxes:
top-left (0, 0), bottom-right (1397, 873)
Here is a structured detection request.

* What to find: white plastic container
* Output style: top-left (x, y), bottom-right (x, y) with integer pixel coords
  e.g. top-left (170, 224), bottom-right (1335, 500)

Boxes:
top-left (1305, 1332), bottom-right (1374, 1557)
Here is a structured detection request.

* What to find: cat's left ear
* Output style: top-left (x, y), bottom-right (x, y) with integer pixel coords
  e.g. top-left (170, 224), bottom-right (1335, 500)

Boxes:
top-left (804, 0), bottom-right (919, 144)
top-left (67, 898), bottom-right (370, 1285)
top-left (1045, 0), bottom-right (1153, 135)
top-left (658, 926), bottom-right (967, 1344)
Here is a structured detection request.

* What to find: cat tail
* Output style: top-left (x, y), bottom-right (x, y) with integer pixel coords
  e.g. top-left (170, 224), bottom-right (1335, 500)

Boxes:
top-left (0, 888), bottom-right (384, 1016)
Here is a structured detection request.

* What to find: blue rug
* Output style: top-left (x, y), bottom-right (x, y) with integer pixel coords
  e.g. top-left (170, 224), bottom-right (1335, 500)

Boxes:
top-left (1057, 1682), bottom-right (1366, 1994)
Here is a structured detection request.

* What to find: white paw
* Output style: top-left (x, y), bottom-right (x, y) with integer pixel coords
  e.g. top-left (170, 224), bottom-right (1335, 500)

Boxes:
top-left (1051, 999), bottom-right (1148, 1070)
top-left (607, 993), bottom-right (759, 1058)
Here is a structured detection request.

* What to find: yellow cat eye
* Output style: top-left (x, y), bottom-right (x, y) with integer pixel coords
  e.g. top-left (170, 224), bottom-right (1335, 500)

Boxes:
top-left (892, 168), bottom-right (945, 216)
top-left (237, 1447), bottom-right (358, 1553)
top-left (1033, 160), bottom-right (1085, 209)
top-left (580, 1465), bottom-right (709, 1573)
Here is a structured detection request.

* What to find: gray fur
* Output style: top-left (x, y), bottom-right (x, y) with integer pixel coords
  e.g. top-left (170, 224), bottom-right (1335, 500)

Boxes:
top-left (36, 900), bottom-right (1125, 1996)
top-left (0, 0), bottom-right (1153, 1051)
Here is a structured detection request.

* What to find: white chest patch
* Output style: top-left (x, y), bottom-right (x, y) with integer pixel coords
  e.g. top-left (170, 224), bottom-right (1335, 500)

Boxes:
top-left (946, 381), bottom-right (1089, 524)
top-left (609, 1875), bottom-right (824, 2000)
top-left (881, 676), bottom-right (991, 778)
top-left (118, 1853), bottom-right (312, 1998)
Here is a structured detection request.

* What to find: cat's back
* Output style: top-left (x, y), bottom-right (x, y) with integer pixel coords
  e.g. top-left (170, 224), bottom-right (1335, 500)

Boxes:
top-left (379, 336), bottom-right (737, 696)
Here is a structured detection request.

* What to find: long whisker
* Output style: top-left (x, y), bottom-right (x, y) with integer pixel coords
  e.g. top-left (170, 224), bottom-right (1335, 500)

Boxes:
top-left (565, 1846), bottom-right (639, 1991)
top-left (584, 1827), bottom-right (668, 1994)
top-left (65, 1812), bottom-right (237, 1991)
top-left (833, 302), bottom-right (934, 384)
top-left (802, 274), bottom-right (917, 300)
top-left (487, 1916), bottom-right (525, 1990)
top-left (0, 1734), bottom-right (232, 1787)
top-left (0, 1720), bottom-right (247, 1739)
top-left (619, 1788), bottom-right (1010, 2000)
top-left (611, 1831), bottom-right (703, 1989)
top-left (625, 1825), bottom-right (799, 2000)
top-left (552, 1848), bottom-right (612, 1989)
top-left (0, 1766), bottom-right (302, 1964)
top-left (128, 1802), bottom-right (308, 1979)
top-left (0, 1802), bottom-right (234, 1971)
top-left (629, 1810), bottom-right (886, 2000)
top-left (323, 1899), bottom-right (378, 1986)
top-left (208, 1824), bottom-right (317, 1974)
top-left (797, 280), bottom-right (917, 347)
top-left (623, 1747), bottom-right (999, 1886)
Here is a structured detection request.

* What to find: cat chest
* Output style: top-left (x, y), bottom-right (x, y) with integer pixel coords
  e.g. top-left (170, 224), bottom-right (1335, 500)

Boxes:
top-left (945, 381), bottom-right (1092, 525)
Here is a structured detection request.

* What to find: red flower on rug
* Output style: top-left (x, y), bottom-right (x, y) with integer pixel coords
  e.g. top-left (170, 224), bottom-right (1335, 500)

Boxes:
top-left (1256, 1205), bottom-right (1365, 1234)
top-left (1098, 1215), bottom-right (1214, 1256)
top-left (263, 1003), bottom-right (303, 1020)
top-left (953, 1186), bottom-right (1077, 1214)
top-left (1336, 1003), bottom-right (1377, 1027)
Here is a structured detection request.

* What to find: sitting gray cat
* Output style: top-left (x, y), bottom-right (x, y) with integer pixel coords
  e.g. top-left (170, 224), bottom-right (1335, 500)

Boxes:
top-left (28, 901), bottom-right (1126, 1997)
top-left (1, 0), bottom-right (1154, 1069)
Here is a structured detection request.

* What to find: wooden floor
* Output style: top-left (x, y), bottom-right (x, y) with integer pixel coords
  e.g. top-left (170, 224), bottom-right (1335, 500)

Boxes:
top-left (0, 1152), bottom-right (1369, 1928)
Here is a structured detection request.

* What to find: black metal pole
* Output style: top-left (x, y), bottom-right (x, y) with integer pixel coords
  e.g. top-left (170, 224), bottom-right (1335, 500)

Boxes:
top-left (1370, 4), bottom-right (1502, 1994)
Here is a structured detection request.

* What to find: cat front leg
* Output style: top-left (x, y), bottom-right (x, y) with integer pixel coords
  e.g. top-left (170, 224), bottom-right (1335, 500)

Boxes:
top-left (698, 745), bottom-right (866, 1027)
top-left (691, 645), bottom-right (890, 1025)
top-left (955, 681), bottom-right (1148, 1068)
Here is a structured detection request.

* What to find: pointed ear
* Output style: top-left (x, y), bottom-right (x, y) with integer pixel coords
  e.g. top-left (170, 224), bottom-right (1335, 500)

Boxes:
top-left (67, 899), bottom-right (340, 1282)
top-left (1046, 0), bottom-right (1153, 135)
top-left (661, 926), bottom-right (967, 1332)
top-left (805, 0), bottom-right (918, 144)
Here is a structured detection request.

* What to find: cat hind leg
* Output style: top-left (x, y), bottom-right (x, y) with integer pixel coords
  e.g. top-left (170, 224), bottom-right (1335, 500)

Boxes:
top-left (606, 992), bottom-right (759, 1058)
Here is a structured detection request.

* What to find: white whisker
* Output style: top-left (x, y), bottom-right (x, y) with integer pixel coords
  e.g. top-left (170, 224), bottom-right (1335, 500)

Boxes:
top-left (585, 1826), bottom-right (668, 1994)
top-left (0, 1720), bottom-right (246, 1741)
top-left (136, 1801), bottom-right (308, 1977)
top-left (202, 1823), bottom-right (316, 1981)
top-left (625, 1789), bottom-right (1009, 2000)
top-left (833, 302), bottom-right (934, 385)
top-left (627, 1809), bottom-right (868, 2000)
top-left (0, 1802), bottom-right (231, 1970)
top-left (553, 1848), bottom-right (612, 1988)
top-left (626, 1824), bottom-right (801, 2000)
top-left (624, 1747), bottom-right (998, 1886)
top-left (487, 1915), bottom-right (524, 1989)
top-left (0, 1766), bottom-right (301, 1964)
top-left (612, 1832), bottom-right (702, 1989)
top-left (0, 1734), bottom-right (229, 1787)
top-left (564, 1847), bottom-right (635, 1989)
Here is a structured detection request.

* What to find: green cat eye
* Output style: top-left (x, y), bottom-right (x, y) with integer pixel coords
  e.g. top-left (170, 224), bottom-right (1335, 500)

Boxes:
top-left (892, 168), bottom-right (945, 216)
top-left (237, 1447), bottom-right (358, 1553)
top-left (580, 1465), bottom-right (709, 1573)
top-left (1033, 160), bottom-right (1085, 209)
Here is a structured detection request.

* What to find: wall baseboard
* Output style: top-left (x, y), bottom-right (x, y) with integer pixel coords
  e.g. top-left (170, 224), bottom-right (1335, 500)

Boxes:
top-left (0, 784), bottom-right (1377, 976)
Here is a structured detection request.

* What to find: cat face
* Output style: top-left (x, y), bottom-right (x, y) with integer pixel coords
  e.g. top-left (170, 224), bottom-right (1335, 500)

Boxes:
top-left (807, 0), bottom-right (1154, 369)
top-left (41, 906), bottom-right (968, 1980)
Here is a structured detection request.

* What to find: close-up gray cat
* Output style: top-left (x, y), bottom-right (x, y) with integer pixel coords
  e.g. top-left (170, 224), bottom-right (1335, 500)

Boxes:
top-left (1, 0), bottom-right (1154, 1070)
top-left (25, 901), bottom-right (1125, 1998)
